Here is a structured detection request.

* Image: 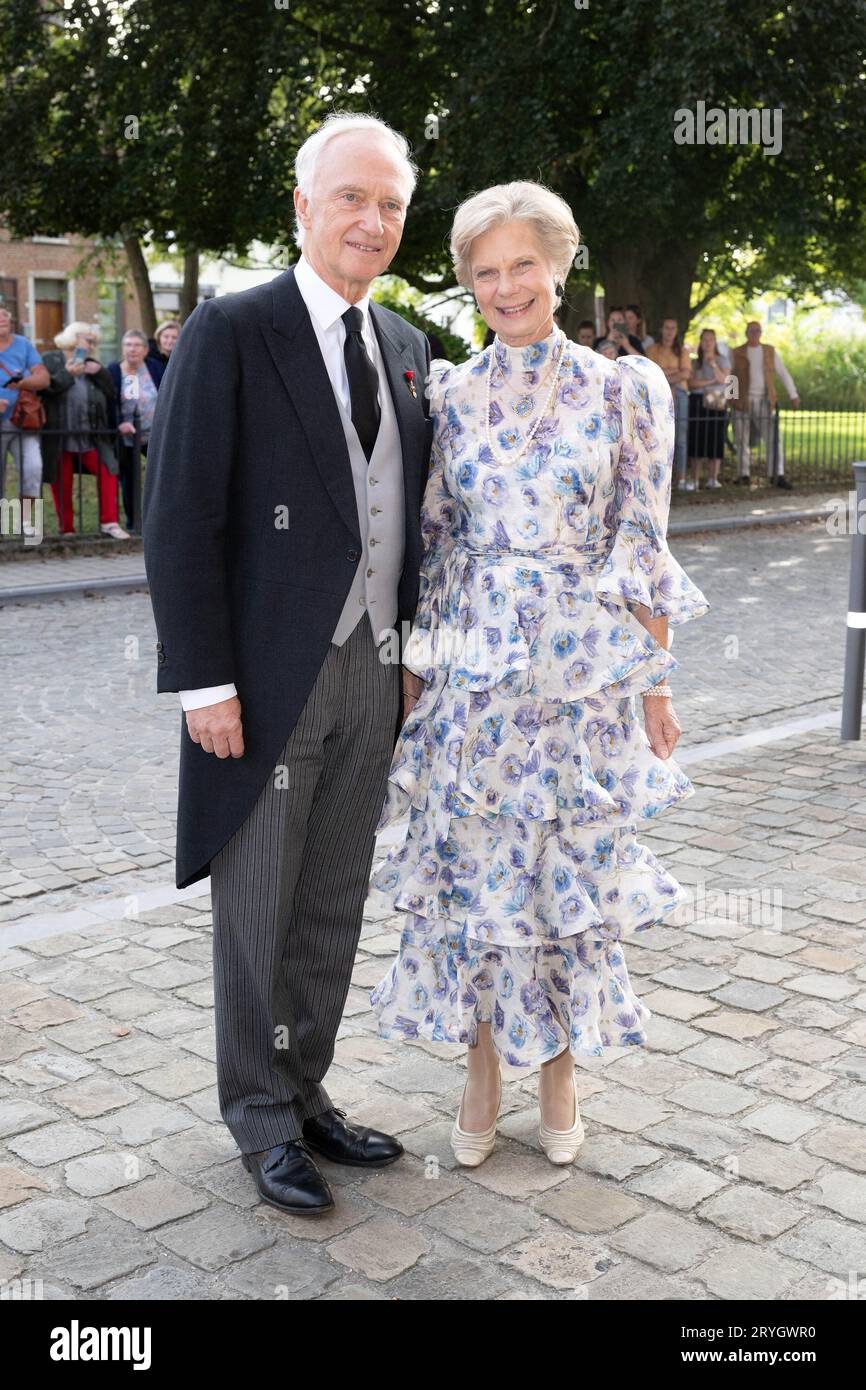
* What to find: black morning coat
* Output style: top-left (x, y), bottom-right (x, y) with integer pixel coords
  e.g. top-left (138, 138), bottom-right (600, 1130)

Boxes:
top-left (142, 266), bottom-right (433, 889)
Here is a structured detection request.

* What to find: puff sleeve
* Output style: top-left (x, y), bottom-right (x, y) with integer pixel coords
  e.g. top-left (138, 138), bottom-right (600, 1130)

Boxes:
top-left (596, 354), bottom-right (710, 625)
top-left (403, 362), bottom-right (465, 674)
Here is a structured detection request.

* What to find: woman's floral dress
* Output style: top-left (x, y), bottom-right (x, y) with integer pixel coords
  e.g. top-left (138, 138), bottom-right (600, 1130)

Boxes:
top-left (367, 328), bottom-right (710, 1073)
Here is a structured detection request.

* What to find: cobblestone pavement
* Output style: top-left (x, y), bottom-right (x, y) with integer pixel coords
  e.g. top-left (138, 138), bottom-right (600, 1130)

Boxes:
top-left (1, 517), bottom-right (865, 1300)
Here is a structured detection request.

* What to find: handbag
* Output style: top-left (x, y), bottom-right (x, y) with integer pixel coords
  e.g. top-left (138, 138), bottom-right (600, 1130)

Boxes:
top-left (0, 357), bottom-right (46, 430)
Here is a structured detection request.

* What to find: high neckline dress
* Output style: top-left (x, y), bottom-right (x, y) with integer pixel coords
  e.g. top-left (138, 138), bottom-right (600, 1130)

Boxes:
top-left (368, 328), bottom-right (710, 1075)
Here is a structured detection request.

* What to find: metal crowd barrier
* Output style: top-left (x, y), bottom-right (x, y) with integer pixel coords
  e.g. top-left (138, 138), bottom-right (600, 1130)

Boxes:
top-left (0, 423), bottom-right (143, 540)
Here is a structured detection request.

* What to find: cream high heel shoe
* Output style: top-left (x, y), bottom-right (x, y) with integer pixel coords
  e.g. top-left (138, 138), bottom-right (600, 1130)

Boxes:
top-left (450, 1068), bottom-right (503, 1167)
top-left (538, 1069), bottom-right (585, 1164)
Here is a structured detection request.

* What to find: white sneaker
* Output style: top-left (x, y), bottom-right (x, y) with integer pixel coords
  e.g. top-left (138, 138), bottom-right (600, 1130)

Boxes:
top-left (676, 479), bottom-right (687, 491)
top-left (705, 478), bottom-right (723, 489)
top-left (450, 1068), bottom-right (502, 1167)
top-left (684, 479), bottom-right (696, 491)
top-left (539, 1069), bottom-right (585, 1165)
top-left (100, 522), bottom-right (130, 540)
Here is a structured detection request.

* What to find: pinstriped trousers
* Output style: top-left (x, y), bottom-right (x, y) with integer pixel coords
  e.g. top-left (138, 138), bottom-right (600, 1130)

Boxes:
top-left (210, 612), bottom-right (400, 1153)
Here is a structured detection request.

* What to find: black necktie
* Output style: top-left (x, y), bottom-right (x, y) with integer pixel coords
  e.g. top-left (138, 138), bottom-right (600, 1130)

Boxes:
top-left (342, 305), bottom-right (380, 460)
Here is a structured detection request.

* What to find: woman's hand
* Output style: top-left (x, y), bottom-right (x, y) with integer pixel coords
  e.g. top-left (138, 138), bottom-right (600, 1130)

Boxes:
top-left (401, 666), bottom-right (424, 722)
top-left (67, 360), bottom-right (86, 377)
top-left (643, 695), bottom-right (681, 759)
top-left (84, 360), bottom-right (101, 375)
top-left (118, 421), bottom-right (136, 435)
top-left (629, 606), bottom-right (682, 758)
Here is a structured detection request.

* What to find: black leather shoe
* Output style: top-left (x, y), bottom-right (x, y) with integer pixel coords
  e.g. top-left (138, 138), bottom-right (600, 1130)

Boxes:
top-left (776, 475), bottom-right (793, 489)
top-left (302, 1107), bottom-right (404, 1167)
top-left (241, 1140), bottom-right (334, 1215)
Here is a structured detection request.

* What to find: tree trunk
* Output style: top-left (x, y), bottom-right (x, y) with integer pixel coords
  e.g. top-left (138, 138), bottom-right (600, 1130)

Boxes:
top-left (121, 230), bottom-right (156, 337)
top-left (560, 282), bottom-right (597, 339)
top-left (596, 240), bottom-right (700, 344)
top-left (180, 249), bottom-right (200, 322)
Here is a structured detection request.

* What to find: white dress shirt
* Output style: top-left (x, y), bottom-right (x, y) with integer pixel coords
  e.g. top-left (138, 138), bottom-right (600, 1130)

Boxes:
top-left (178, 256), bottom-right (382, 712)
top-left (746, 344), bottom-right (798, 401)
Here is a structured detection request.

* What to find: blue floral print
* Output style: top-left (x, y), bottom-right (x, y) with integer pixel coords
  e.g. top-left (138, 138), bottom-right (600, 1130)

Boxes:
top-left (368, 330), bottom-right (710, 1072)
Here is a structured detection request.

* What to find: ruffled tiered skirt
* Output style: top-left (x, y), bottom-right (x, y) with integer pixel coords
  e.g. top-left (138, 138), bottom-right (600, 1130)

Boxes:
top-left (367, 532), bottom-right (709, 1071)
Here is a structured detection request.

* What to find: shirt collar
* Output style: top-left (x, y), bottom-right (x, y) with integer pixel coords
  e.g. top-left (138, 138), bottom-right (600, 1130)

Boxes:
top-left (295, 254), bottom-right (372, 334)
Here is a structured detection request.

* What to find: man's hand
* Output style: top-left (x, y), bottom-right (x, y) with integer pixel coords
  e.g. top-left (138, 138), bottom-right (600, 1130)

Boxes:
top-left (789, 396), bottom-right (800, 410)
top-left (401, 667), bottom-right (424, 722)
top-left (186, 696), bottom-right (244, 758)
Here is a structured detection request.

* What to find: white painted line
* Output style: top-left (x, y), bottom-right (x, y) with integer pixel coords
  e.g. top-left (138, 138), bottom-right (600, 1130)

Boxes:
top-left (0, 879), bottom-right (210, 950)
top-left (0, 704), bottom-right (859, 951)
top-left (675, 708), bottom-right (843, 765)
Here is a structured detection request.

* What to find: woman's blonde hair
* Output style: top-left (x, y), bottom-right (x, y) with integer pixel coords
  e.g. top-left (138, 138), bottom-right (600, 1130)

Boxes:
top-left (450, 181), bottom-right (580, 301)
top-left (154, 319), bottom-right (181, 344)
top-left (54, 321), bottom-right (101, 350)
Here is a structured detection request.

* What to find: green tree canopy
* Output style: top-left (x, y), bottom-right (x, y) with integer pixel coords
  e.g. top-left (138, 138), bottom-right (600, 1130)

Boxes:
top-left (2, 0), bottom-right (864, 339)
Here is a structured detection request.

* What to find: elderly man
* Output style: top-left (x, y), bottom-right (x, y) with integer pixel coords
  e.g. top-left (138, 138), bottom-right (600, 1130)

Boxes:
top-left (143, 113), bottom-right (432, 1215)
top-left (731, 320), bottom-right (799, 489)
top-left (0, 307), bottom-right (49, 534)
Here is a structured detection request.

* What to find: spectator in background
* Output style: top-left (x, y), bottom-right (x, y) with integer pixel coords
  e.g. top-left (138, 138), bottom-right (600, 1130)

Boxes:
top-left (648, 318), bottom-right (692, 490)
top-left (686, 328), bottom-right (729, 491)
top-left (576, 319), bottom-right (595, 347)
top-left (109, 330), bottom-right (165, 529)
top-left (41, 322), bottom-right (128, 538)
top-left (625, 303), bottom-right (654, 351)
top-left (595, 338), bottom-right (619, 361)
top-left (730, 320), bottom-right (798, 489)
top-left (147, 319), bottom-right (181, 366)
top-left (593, 306), bottom-right (642, 357)
top-left (0, 306), bottom-right (48, 530)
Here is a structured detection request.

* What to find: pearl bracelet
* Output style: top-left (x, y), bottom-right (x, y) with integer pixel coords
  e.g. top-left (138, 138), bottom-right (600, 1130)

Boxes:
top-left (641, 685), bottom-right (673, 698)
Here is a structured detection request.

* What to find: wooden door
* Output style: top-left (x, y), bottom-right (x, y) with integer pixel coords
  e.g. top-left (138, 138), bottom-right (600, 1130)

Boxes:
top-left (35, 300), bottom-right (64, 353)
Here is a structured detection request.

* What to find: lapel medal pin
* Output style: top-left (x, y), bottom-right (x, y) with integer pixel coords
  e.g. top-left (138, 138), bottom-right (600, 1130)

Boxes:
top-left (404, 369), bottom-right (417, 399)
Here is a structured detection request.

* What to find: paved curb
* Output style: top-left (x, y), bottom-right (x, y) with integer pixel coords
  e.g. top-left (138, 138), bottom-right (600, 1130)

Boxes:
top-left (0, 573), bottom-right (150, 603)
top-left (669, 504), bottom-right (830, 537)
top-left (0, 506), bottom-right (834, 603)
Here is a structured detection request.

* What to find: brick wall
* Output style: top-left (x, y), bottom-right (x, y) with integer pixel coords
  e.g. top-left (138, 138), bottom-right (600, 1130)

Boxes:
top-left (0, 230), bottom-right (145, 350)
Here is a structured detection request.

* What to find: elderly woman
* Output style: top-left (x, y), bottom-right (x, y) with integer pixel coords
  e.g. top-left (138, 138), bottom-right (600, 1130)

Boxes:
top-left (108, 329), bottom-right (165, 529)
top-left (369, 181), bottom-right (710, 1167)
top-left (41, 322), bottom-right (128, 539)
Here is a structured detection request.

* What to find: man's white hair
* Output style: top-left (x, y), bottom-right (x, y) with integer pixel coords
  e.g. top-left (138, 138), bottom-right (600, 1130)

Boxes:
top-left (293, 110), bottom-right (418, 248)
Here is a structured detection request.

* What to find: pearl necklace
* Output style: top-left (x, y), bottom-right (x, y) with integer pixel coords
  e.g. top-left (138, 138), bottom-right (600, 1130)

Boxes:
top-left (495, 349), bottom-right (559, 409)
top-left (485, 329), bottom-right (568, 466)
